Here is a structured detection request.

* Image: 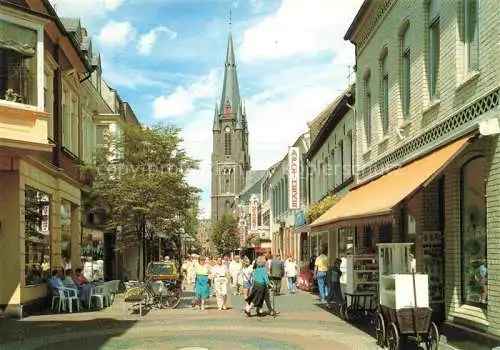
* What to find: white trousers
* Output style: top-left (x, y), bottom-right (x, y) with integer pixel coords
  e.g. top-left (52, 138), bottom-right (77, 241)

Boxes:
top-left (214, 277), bottom-right (228, 308)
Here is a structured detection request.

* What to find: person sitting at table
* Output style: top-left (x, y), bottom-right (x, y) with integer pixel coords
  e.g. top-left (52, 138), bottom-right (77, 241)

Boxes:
top-left (62, 269), bottom-right (78, 291)
top-left (73, 268), bottom-right (89, 287)
top-left (48, 269), bottom-right (64, 289)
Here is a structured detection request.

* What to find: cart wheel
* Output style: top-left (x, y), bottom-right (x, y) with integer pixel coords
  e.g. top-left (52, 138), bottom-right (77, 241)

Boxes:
top-left (344, 305), bottom-right (352, 321)
top-left (425, 321), bottom-right (439, 350)
top-left (386, 322), bottom-right (400, 350)
top-left (375, 312), bottom-right (386, 347)
top-left (161, 286), bottom-right (182, 309)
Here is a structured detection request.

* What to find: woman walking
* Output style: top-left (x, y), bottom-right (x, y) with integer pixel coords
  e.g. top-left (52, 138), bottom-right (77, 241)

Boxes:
top-left (244, 256), bottom-right (269, 316)
top-left (194, 256), bottom-right (210, 311)
top-left (241, 258), bottom-right (253, 301)
top-left (212, 256), bottom-right (229, 310)
top-left (285, 257), bottom-right (298, 294)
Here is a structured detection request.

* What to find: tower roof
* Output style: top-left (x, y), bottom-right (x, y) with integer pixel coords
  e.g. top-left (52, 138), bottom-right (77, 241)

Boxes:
top-left (219, 31), bottom-right (241, 117)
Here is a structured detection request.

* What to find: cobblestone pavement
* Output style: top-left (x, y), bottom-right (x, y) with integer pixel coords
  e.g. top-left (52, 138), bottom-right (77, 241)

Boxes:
top-left (0, 286), bottom-right (378, 350)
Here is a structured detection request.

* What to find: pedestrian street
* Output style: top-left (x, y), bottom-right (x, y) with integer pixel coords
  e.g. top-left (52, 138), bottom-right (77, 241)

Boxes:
top-left (0, 286), bottom-right (378, 350)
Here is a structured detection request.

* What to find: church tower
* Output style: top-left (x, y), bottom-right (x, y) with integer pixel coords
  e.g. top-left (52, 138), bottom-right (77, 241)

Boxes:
top-left (211, 30), bottom-right (250, 222)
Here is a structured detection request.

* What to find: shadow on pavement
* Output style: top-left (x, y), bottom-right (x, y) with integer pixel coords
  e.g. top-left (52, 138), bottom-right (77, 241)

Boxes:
top-left (0, 318), bottom-right (138, 350)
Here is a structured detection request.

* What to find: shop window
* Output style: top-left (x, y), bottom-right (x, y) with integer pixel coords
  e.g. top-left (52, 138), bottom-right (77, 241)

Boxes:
top-left (81, 230), bottom-right (104, 281)
top-left (461, 156), bottom-right (487, 307)
top-left (61, 200), bottom-right (72, 269)
top-left (24, 187), bottom-right (51, 286)
top-left (0, 19), bottom-right (38, 106)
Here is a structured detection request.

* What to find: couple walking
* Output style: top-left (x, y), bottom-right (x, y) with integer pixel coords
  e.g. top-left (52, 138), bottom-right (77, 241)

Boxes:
top-left (193, 256), bottom-right (229, 311)
top-left (244, 254), bottom-right (281, 316)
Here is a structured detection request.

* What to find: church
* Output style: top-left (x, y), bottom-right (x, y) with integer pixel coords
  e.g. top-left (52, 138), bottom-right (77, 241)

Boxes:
top-left (210, 30), bottom-right (252, 222)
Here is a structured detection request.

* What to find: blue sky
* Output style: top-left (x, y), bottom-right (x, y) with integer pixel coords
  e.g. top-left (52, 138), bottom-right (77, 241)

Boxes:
top-left (50, 0), bottom-right (364, 218)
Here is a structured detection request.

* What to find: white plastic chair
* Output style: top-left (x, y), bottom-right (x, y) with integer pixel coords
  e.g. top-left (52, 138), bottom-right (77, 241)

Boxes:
top-left (90, 285), bottom-right (108, 309)
top-left (64, 288), bottom-right (80, 313)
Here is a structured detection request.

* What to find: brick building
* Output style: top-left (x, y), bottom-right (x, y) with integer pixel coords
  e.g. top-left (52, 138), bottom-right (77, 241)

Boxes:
top-left (311, 0), bottom-right (500, 337)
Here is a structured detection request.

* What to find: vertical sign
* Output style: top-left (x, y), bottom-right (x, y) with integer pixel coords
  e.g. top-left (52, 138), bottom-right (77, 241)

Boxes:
top-left (250, 196), bottom-right (258, 231)
top-left (288, 147), bottom-right (300, 209)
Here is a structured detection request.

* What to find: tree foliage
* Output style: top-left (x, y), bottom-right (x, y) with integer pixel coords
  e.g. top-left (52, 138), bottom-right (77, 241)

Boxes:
top-left (306, 194), bottom-right (340, 223)
top-left (86, 123), bottom-right (200, 278)
top-left (210, 214), bottom-right (240, 256)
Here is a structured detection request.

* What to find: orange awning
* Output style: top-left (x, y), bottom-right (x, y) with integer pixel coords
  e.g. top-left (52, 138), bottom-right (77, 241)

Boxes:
top-left (311, 135), bottom-right (473, 228)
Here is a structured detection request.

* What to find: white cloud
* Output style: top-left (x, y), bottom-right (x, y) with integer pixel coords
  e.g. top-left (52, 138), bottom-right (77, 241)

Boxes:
top-left (249, 0), bottom-right (263, 11)
top-left (98, 21), bottom-right (135, 47)
top-left (138, 26), bottom-right (178, 56)
top-left (152, 69), bottom-right (219, 120)
top-left (49, 0), bottom-right (124, 19)
top-left (240, 0), bottom-right (363, 61)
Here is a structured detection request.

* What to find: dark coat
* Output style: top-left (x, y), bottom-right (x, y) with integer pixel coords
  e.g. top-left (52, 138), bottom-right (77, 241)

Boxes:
top-left (270, 259), bottom-right (284, 278)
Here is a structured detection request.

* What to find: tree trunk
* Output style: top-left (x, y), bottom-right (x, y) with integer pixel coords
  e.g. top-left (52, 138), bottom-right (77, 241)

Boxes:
top-left (137, 232), bottom-right (142, 281)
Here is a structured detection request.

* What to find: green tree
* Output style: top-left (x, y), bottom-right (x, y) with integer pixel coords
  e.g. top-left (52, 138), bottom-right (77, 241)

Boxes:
top-left (306, 194), bottom-right (340, 223)
top-left (86, 123), bottom-right (199, 279)
top-left (210, 213), bottom-right (240, 256)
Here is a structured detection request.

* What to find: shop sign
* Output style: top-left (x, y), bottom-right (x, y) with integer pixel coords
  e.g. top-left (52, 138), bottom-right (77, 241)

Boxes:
top-left (250, 197), bottom-right (258, 231)
top-left (288, 147), bottom-right (300, 209)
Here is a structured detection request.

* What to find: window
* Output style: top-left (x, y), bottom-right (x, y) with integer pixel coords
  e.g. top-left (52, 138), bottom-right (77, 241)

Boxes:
top-left (71, 98), bottom-right (78, 155)
top-left (24, 187), bottom-right (51, 286)
top-left (343, 133), bottom-right (353, 179)
top-left (330, 150), bottom-right (335, 189)
top-left (0, 19), bottom-right (38, 106)
top-left (364, 77), bottom-right (372, 145)
top-left (460, 0), bottom-right (479, 72)
top-left (381, 57), bottom-right (389, 135)
top-left (96, 124), bottom-right (108, 147)
top-left (461, 156), bottom-right (487, 307)
top-left (401, 27), bottom-right (411, 119)
top-left (428, 0), bottom-right (440, 99)
top-left (338, 140), bottom-right (344, 182)
top-left (224, 126), bottom-right (232, 155)
top-left (62, 89), bottom-right (71, 150)
top-left (44, 71), bottom-right (54, 139)
top-left (61, 200), bottom-right (72, 268)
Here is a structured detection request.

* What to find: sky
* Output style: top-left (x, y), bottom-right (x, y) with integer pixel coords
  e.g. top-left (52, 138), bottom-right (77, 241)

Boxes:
top-left (49, 0), bottom-right (364, 218)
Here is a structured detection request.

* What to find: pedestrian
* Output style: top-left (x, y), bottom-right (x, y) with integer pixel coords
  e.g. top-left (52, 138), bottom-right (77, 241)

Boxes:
top-left (326, 258), bottom-right (343, 307)
top-left (212, 256), bottom-right (229, 310)
top-left (241, 257), bottom-right (253, 301)
top-left (270, 254), bottom-right (284, 295)
top-left (314, 247), bottom-right (329, 302)
top-left (285, 256), bottom-right (298, 294)
top-left (244, 256), bottom-right (269, 316)
top-left (230, 255), bottom-right (243, 295)
top-left (194, 256), bottom-right (210, 311)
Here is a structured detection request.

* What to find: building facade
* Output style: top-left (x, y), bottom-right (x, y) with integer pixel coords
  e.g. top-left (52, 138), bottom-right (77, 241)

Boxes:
top-left (0, 0), bottom-right (140, 316)
top-left (311, 0), bottom-right (500, 337)
top-left (211, 31), bottom-right (250, 222)
top-left (0, 0), bottom-right (91, 316)
top-left (306, 86), bottom-right (355, 263)
top-left (269, 133), bottom-right (309, 261)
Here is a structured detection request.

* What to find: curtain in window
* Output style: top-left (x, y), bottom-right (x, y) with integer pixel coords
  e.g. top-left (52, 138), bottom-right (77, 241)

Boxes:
top-left (0, 20), bottom-right (36, 56)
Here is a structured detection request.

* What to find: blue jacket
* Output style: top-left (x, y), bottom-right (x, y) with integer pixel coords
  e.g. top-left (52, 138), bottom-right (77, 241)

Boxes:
top-left (253, 267), bottom-right (270, 286)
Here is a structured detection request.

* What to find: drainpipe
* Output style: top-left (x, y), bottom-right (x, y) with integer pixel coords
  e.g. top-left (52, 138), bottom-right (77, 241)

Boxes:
top-left (53, 43), bottom-right (62, 167)
top-left (346, 101), bottom-right (357, 183)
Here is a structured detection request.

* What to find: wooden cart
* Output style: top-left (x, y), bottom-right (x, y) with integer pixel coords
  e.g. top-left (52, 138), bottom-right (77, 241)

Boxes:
top-left (375, 243), bottom-right (439, 350)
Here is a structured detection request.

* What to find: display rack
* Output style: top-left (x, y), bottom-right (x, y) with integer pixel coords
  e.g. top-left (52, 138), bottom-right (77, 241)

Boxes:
top-left (378, 243), bottom-right (429, 309)
top-left (422, 230), bottom-right (444, 304)
top-left (345, 254), bottom-right (379, 294)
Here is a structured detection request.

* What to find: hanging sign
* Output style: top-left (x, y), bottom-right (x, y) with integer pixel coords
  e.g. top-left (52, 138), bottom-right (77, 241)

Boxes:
top-left (288, 147), bottom-right (300, 209)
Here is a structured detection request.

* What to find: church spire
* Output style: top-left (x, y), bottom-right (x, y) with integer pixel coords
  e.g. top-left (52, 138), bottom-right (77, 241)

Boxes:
top-left (212, 103), bottom-right (220, 131)
top-left (219, 27), bottom-right (241, 117)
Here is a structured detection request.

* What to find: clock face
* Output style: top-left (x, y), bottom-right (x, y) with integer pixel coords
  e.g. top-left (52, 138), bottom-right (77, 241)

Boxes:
top-left (225, 126), bottom-right (231, 133)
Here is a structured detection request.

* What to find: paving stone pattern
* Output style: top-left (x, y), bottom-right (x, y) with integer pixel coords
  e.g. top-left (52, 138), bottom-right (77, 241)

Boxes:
top-left (0, 288), bottom-right (380, 350)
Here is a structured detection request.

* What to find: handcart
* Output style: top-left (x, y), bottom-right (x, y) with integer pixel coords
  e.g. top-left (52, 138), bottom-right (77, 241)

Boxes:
top-left (375, 243), bottom-right (439, 350)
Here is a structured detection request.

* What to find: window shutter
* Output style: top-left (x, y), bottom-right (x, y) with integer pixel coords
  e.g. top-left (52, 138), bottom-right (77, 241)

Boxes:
top-left (457, 0), bottom-right (466, 43)
top-left (467, 0), bottom-right (478, 43)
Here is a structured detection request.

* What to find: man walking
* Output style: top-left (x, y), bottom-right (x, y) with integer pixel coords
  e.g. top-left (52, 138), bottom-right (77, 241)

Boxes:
top-left (314, 248), bottom-right (329, 303)
top-left (270, 254), bottom-right (284, 296)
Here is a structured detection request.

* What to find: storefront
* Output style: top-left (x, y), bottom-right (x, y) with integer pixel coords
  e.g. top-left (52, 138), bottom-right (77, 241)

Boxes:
top-left (310, 134), bottom-right (493, 328)
top-left (0, 157), bottom-right (81, 317)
